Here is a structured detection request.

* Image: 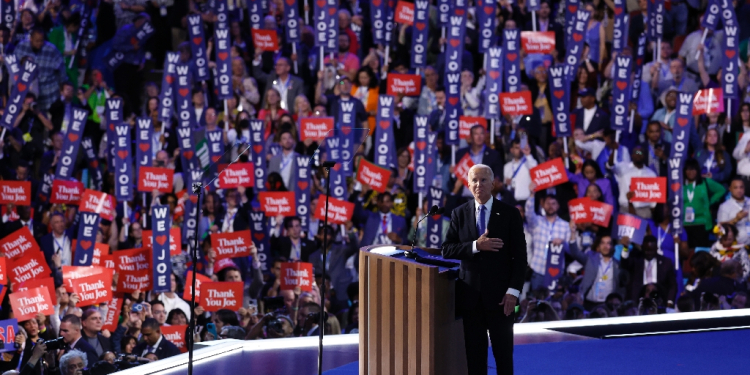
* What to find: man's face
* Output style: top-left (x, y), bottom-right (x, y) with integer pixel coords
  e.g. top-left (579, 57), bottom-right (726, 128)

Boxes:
top-left (338, 34), bottom-right (350, 52)
top-left (639, 0), bottom-right (648, 11)
top-left (665, 91), bottom-right (677, 108)
top-left (339, 77), bottom-right (352, 94)
top-left (510, 143), bottom-right (521, 159)
top-left (670, 60), bottom-right (684, 81)
top-left (62, 85), bottom-right (74, 101)
top-left (30, 32), bottom-right (44, 50)
top-left (280, 290), bottom-right (295, 312)
top-left (280, 132), bottom-right (294, 150)
top-left (646, 123), bottom-right (662, 142)
top-left (660, 41), bottom-right (672, 59)
top-left (272, 261), bottom-right (282, 278)
top-left (275, 59), bottom-right (290, 77)
top-left (155, 151), bottom-right (169, 167)
top-left (141, 326), bottom-right (161, 346)
top-left (729, 180), bottom-right (745, 200)
top-left (338, 11), bottom-right (350, 29)
top-left (543, 197), bottom-right (559, 216)
top-left (16, 166), bottom-right (28, 180)
top-left (377, 195), bottom-right (393, 213)
top-left (51, 215), bottom-right (66, 234)
top-left (642, 240), bottom-right (658, 260)
top-left (83, 312), bottom-right (103, 333)
top-left (581, 95), bottom-right (595, 108)
top-left (539, 2), bottom-right (550, 18)
top-left (152, 305), bottom-right (167, 324)
top-left (225, 270), bottom-right (242, 282)
top-left (205, 108), bottom-right (217, 125)
top-left (424, 67), bottom-right (438, 87)
top-left (193, 92), bottom-right (205, 107)
top-left (53, 133), bottom-right (64, 150)
top-left (470, 127), bottom-right (485, 147)
top-left (468, 168), bottom-right (493, 203)
top-left (288, 219), bottom-right (302, 239)
top-left (435, 91), bottom-right (446, 107)
top-left (60, 321), bottom-right (81, 343)
top-left (22, 319), bottom-right (39, 337)
top-left (598, 236), bottom-right (613, 256)
top-left (632, 146), bottom-right (646, 164)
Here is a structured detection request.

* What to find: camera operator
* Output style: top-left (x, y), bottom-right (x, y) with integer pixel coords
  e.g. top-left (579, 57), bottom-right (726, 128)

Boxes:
top-left (58, 315), bottom-right (98, 368)
top-left (7, 317), bottom-right (56, 373)
top-left (17, 341), bottom-right (46, 375)
top-left (244, 312), bottom-right (294, 340)
top-left (296, 302), bottom-right (325, 337)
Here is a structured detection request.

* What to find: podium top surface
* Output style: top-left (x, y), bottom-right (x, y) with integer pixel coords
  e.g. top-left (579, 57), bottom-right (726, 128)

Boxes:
top-left (361, 245), bottom-right (461, 274)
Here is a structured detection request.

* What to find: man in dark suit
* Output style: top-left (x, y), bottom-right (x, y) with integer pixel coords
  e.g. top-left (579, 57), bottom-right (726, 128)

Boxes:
top-left (39, 212), bottom-right (71, 285)
top-left (309, 225), bottom-right (359, 310)
top-left (59, 315), bottom-right (99, 368)
top-left (81, 308), bottom-right (112, 357)
top-left (3, 205), bottom-right (46, 241)
top-left (272, 216), bottom-right (316, 261)
top-left (355, 192), bottom-right (408, 247)
top-left (573, 88), bottom-right (609, 136)
top-left (639, 121), bottom-right (670, 177)
top-left (251, 54), bottom-right (305, 112)
top-left (620, 235), bottom-right (677, 304)
top-left (133, 318), bottom-right (181, 360)
top-left (442, 164), bottom-right (527, 375)
top-left (455, 125), bottom-right (505, 196)
top-left (267, 129), bottom-right (299, 190)
top-left (524, 1), bottom-right (565, 59)
top-left (427, 86), bottom-right (447, 132)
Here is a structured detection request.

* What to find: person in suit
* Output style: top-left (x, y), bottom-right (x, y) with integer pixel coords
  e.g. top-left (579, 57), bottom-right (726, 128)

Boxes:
top-left (272, 216), bottom-right (316, 261)
top-left (355, 192), bottom-right (408, 247)
top-left (252, 54), bottom-right (305, 112)
top-left (442, 164), bottom-right (527, 375)
top-left (133, 318), bottom-right (181, 360)
top-left (216, 189), bottom-right (250, 233)
top-left (567, 233), bottom-right (628, 311)
top-left (427, 86), bottom-right (447, 132)
top-left (3, 205), bottom-right (46, 241)
top-left (620, 235), bottom-right (677, 304)
top-left (267, 129), bottom-right (299, 190)
top-left (59, 315), bottom-right (99, 368)
top-left (573, 88), bottom-right (609, 136)
top-left (309, 225), bottom-right (359, 310)
top-left (524, 1), bottom-right (565, 59)
top-left (81, 308), bottom-right (112, 357)
top-left (454, 125), bottom-right (505, 198)
top-left (39, 212), bottom-right (72, 285)
top-left (639, 121), bottom-right (671, 177)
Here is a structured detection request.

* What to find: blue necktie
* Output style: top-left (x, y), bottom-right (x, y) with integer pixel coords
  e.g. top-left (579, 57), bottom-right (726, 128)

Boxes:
top-left (477, 205), bottom-right (486, 236)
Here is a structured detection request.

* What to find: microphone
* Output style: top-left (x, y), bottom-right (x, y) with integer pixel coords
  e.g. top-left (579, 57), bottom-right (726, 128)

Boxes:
top-left (409, 205), bottom-right (440, 254)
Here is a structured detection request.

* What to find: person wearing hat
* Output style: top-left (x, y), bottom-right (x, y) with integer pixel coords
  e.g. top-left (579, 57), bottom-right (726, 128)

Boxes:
top-left (649, 87), bottom-right (678, 143)
top-left (572, 88), bottom-right (609, 136)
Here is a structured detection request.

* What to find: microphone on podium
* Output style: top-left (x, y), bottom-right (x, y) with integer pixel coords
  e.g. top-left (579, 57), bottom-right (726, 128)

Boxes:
top-left (409, 205), bottom-right (440, 255)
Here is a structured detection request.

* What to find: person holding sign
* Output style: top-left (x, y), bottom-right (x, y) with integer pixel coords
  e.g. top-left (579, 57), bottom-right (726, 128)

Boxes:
top-left (442, 164), bottom-right (527, 375)
top-left (567, 233), bottom-right (626, 311)
top-left (524, 193), bottom-right (571, 291)
top-left (615, 146), bottom-right (657, 218)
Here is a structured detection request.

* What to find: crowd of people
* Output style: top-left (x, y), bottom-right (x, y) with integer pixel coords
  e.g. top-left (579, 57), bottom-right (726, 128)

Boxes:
top-left (0, 0), bottom-right (749, 374)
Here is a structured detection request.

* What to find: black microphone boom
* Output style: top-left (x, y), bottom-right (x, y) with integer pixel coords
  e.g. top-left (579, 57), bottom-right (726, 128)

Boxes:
top-left (409, 205), bottom-right (439, 254)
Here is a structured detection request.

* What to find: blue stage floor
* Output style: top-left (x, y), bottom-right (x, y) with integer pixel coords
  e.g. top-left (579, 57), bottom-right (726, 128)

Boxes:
top-left (324, 328), bottom-right (750, 375)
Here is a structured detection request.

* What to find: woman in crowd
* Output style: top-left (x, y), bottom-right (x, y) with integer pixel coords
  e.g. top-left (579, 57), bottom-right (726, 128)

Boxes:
top-left (351, 66), bottom-right (379, 132)
top-left (567, 159), bottom-right (616, 208)
top-left (695, 126), bottom-right (733, 186)
top-left (231, 56), bottom-right (260, 118)
top-left (682, 159), bottom-right (726, 248)
top-left (258, 88), bottom-right (288, 142)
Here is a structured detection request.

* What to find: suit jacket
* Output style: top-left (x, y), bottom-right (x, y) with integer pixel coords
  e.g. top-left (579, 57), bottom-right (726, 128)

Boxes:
top-left (574, 107), bottom-right (610, 135)
top-left (40, 229), bottom-right (74, 285)
top-left (442, 198), bottom-right (527, 312)
top-left (309, 233), bottom-right (359, 303)
top-left (356, 206), bottom-right (408, 247)
top-left (455, 146), bottom-right (505, 181)
top-left (251, 65), bottom-right (305, 112)
top-left (568, 242), bottom-right (627, 301)
top-left (638, 140), bottom-right (671, 177)
top-left (133, 336), bottom-right (182, 360)
top-left (267, 151), bottom-right (300, 190)
top-left (70, 338), bottom-right (99, 369)
top-left (273, 236), bottom-right (316, 262)
top-left (3, 218), bottom-right (46, 242)
top-left (620, 252), bottom-right (676, 302)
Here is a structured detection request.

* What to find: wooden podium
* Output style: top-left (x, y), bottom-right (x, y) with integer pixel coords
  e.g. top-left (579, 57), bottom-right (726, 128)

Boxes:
top-left (359, 245), bottom-right (468, 375)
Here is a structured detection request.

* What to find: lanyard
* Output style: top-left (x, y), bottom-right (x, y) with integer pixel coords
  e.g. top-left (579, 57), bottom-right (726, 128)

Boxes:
top-left (599, 259), bottom-right (613, 280)
top-left (686, 181), bottom-right (696, 203)
top-left (511, 157), bottom-right (527, 179)
top-left (54, 235), bottom-right (67, 253)
top-left (280, 153), bottom-right (294, 170)
top-left (223, 209), bottom-right (237, 232)
top-left (545, 218), bottom-right (557, 243)
top-left (657, 225), bottom-right (670, 251)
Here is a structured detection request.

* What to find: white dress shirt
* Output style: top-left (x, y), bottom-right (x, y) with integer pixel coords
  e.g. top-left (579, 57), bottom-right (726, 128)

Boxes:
top-left (644, 258), bottom-right (658, 285)
top-left (470, 197), bottom-right (520, 298)
top-left (613, 161), bottom-right (657, 208)
top-left (503, 155), bottom-right (538, 202)
top-left (582, 106), bottom-right (597, 133)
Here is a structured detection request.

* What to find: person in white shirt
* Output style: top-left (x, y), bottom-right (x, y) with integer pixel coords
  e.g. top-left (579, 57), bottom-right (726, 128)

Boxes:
top-left (503, 138), bottom-right (537, 203)
top-left (460, 70), bottom-right (484, 117)
top-left (614, 145), bottom-right (657, 218)
top-left (717, 178), bottom-right (750, 244)
top-left (732, 133), bottom-right (750, 193)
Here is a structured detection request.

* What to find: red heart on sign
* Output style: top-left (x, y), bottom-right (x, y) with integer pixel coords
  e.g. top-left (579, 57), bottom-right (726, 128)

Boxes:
top-left (286, 0), bottom-right (295, 5)
top-left (726, 50), bottom-right (736, 59)
top-left (677, 118), bottom-right (688, 126)
top-left (553, 90), bottom-right (564, 99)
top-left (68, 133), bottom-right (79, 142)
top-left (253, 145), bottom-right (263, 154)
top-left (90, 160), bottom-right (99, 168)
top-left (192, 37), bottom-right (202, 46)
top-left (328, 7), bottom-right (336, 15)
top-left (417, 141), bottom-right (426, 150)
top-left (165, 75), bottom-right (174, 84)
top-left (298, 181), bottom-right (309, 190)
top-left (489, 71), bottom-right (500, 79)
top-left (17, 83), bottom-right (26, 91)
top-left (448, 97), bottom-right (459, 106)
top-left (211, 155), bottom-right (221, 162)
top-left (79, 240), bottom-right (92, 250)
top-left (179, 88), bottom-right (189, 97)
top-left (341, 126), bottom-right (352, 135)
top-left (183, 151), bottom-right (194, 160)
top-left (573, 33), bottom-right (583, 42)
top-left (484, 6), bottom-right (493, 15)
top-left (155, 235), bottom-right (167, 246)
top-left (333, 163), bottom-right (341, 171)
top-left (139, 143), bottom-right (150, 152)
top-left (478, 0), bottom-right (482, 5)
top-left (415, 22), bottom-right (426, 31)
top-left (671, 182), bottom-right (680, 192)
top-left (506, 53), bottom-right (517, 62)
top-left (254, 232), bottom-right (265, 241)
top-left (218, 52), bottom-right (228, 61)
top-left (450, 39), bottom-right (460, 48)
top-left (614, 7), bottom-right (623, 15)
top-left (547, 267), bottom-right (559, 277)
top-left (130, 37), bottom-right (138, 46)
top-left (456, 8), bottom-right (465, 16)
top-left (316, 0), bottom-right (325, 6)
top-left (568, 5), bottom-right (577, 12)
top-left (616, 81), bottom-right (627, 91)
top-left (428, 157), bottom-right (432, 164)
top-left (379, 120), bottom-right (390, 129)
top-left (109, 123), bottom-right (115, 132)
top-left (117, 150), bottom-right (128, 159)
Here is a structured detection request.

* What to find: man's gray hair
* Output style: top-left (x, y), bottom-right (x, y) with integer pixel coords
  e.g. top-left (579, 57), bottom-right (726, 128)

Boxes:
top-left (468, 164), bottom-right (494, 181)
top-left (60, 349), bottom-right (87, 372)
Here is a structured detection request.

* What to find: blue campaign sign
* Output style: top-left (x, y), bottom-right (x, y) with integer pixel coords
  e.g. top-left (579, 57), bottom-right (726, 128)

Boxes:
top-left (0, 318), bottom-right (18, 353)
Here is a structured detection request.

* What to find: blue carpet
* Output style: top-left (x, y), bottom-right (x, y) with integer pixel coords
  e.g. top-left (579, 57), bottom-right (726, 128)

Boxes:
top-left (324, 329), bottom-right (750, 374)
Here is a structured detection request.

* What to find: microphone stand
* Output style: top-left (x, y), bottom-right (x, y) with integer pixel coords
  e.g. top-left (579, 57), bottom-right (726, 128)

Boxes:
top-left (405, 205), bottom-right (438, 259)
top-left (187, 143), bottom-right (252, 375)
top-left (318, 160), bottom-right (336, 375)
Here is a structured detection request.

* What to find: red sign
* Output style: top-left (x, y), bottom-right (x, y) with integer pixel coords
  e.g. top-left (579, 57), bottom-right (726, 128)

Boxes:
top-left (217, 163), bottom-right (254, 189)
top-left (8, 251), bottom-right (50, 285)
top-left (521, 31), bottom-right (556, 54)
top-left (211, 230), bottom-right (253, 260)
top-left (199, 282), bottom-right (243, 311)
top-left (80, 190), bottom-right (115, 221)
top-left (17, 277), bottom-right (56, 305)
top-left (356, 159), bottom-right (392, 193)
top-left (394, 1), bottom-right (414, 24)
top-left (137, 167), bottom-right (174, 193)
top-left (95, 254), bottom-right (115, 269)
top-left (313, 195), bottom-right (355, 224)
top-left (0, 181), bottom-right (31, 205)
top-left (530, 158), bottom-right (568, 192)
top-left (1, 227), bottom-right (40, 261)
top-left (71, 240), bottom-right (110, 266)
top-left (114, 248), bottom-right (152, 292)
top-left (279, 262), bottom-right (313, 292)
top-left (500, 91), bottom-right (534, 115)
top-left (161, 325), bottom-right (188, 353)
top-left (692, 88), bottom-right (724, 115)
top-left (568, 198), bottom-right (591, 224)
top-left (72, 269), bottom-right (114, 306)
top-left (1, 206), bottom-right (34, 222)
top-left (50, 180), bottom-right (84, 204)
top-left (386, 74), bottom-right (422, 96)
top-left (62, 265), bottom-right (107, 292)
top-left (117, 270), bottom-right (151, 292)
top-left (300, 117), bottom-right (334, 141)
top-left (459, 116), bottom-right (488, 139)
top-left (142, 228), bottom-right (182, 256)
top-left (454, 153), bottom-right (476, 188)
top-left (258, 192), bottom-right (296, 217)
top-left (101, 296), bottom-right (123, 332)
top-left (252, 29), bottom-right (279, 51)
top-left (587, 200), bottom-right (613, 227)
top-left (9, 287), bottom-right (55, 321)
top-left (630, 177), bottom-right (667, 203)
top-left (183, 271), bottom-right (212, 304)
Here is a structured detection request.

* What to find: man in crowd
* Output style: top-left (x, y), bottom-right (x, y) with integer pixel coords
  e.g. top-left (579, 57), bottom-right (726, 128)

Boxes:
top-left (573, 89), bottom-right (609, 136)
top-left (273, 216), bottom-right (316, 261)
top-left (13, 28), bottom-right (67, 112)
top-left (718, 178), bottom-right (750, 244)
top-left (81, 308), bottom-right (112, 357)
top-left (620, 235), bottom-right (677, 305)
top-left (267, 129), bottom-right (299, 190)
top-left (133, 318), bottom-right (181, 360)
top-left (59, 315), bottom-right (99, 367)
top-left (355, 192), bottom-right (407, 246)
